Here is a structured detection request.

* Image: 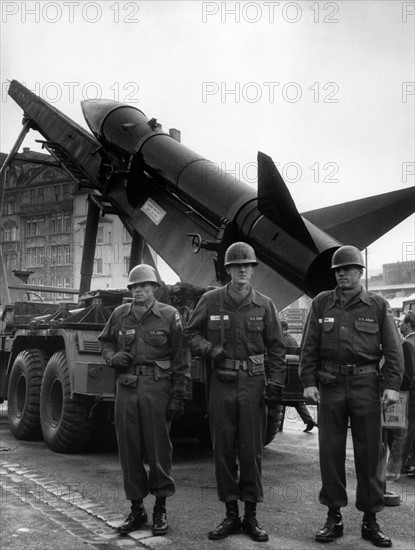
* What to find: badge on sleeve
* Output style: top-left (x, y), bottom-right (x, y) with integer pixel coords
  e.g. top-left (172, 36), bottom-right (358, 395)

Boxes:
top-left (174, 312), bottom-right (183, 328)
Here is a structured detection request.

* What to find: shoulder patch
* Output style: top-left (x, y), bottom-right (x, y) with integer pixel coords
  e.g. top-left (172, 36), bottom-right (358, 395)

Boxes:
top-left (175, 312), bottom-right (183, 328)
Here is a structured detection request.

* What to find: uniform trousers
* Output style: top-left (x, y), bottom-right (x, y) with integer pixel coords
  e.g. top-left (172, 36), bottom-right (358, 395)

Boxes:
top-left (115, 375), bottom-right (175, 500)
top-left (208, 369), bottom-right (267, 503)
top-left (318, 372), bottom-right (384, 513)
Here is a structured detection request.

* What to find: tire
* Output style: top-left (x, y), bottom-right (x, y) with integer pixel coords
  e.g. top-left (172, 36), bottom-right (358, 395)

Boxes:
top-left (264, 404), bottom-right (284, 446)
top-left (8, 349), bottom-right (49, 440)
top-left (40, 350), bottom-right (94, 453)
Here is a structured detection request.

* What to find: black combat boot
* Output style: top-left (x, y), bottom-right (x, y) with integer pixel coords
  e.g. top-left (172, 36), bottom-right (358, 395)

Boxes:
top-left (315, 507), bottom-right (343, 543)
top-left (362, 513), bottom-right (392, 547)
top-left (208, 501), bottom-right (242, 540)
top-left (152, 497), bottom-right (169, 536)
top-left (117, 499), bottom-right (148, 536)
top-left (242, 501), bottom-right (269, 542)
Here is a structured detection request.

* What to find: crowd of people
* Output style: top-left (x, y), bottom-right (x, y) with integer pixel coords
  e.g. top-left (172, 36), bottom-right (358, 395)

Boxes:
top-left (98, 243), bottom-right (412, 548)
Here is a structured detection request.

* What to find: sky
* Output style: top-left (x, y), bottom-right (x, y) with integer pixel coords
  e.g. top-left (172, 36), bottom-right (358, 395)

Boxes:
top-left (1, 0), bottom-right (414, 275)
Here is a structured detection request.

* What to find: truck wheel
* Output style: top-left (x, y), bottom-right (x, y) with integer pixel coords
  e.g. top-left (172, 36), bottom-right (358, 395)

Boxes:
top-left (8, 349), bottom-right (49, 440)
top-left (264, 404), bottom-right (284, 446)
top-left (40, 350), bottom-right (94, 453)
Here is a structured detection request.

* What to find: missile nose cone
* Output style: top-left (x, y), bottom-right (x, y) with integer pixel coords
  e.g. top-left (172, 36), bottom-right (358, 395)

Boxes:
top-left (81, 99), bottom-right (125, 138)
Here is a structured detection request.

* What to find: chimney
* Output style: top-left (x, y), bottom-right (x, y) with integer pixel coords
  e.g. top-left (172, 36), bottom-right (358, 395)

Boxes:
top-left (22, 147), bottom-right (30, 153)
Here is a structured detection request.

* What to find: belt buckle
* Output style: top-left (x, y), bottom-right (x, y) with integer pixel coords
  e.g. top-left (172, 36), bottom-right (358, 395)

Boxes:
top-left (345, 364), bottom-right (356, 375)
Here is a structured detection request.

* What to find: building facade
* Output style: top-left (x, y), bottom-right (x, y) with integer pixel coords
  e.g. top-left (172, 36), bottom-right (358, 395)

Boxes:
top-left (1, 148), bottom-right (177, 306)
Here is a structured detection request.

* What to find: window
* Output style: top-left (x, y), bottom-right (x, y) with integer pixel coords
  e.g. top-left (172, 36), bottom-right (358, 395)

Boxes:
top-left (51, 213), bottom-right (63, 234)
top-left (63, 214), bottom-right (71, 232)
top-left (62, 184), bottom-right (71, 200)
top-left (26, 247), bottom-right (45, 267)
top-left (26, 218), bottom-right (44, 236)
top-left (30, 189), bottom-right (37, 203)
top-left (63, 277), bottom-right (71, 298)
top-left (50, 245), bottom-right (71, 265)
top-left (54, 185), bottom-right (61, 201)
top-left (97, 226), bottom-right (104, 244)
top-left (123, 227), bottom-right (132, 243)
top-left (6, 196), bottom-right (16, 214)
top-left (4, 224), bottom-right (17, 242)
top-left (124, 256), bottom-right (130, 275)
top-left (5, 254), bottom-right (17, 270)
top-left (95, 257), bottom-right (103, 274)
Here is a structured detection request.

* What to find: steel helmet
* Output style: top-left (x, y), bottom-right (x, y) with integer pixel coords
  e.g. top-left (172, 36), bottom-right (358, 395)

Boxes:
top-left (331, 246), bottom-right (365, 270)
top-left (224, 242), bottom-right (258, 267)
top-left (127, 264), bottom-right (159, 289)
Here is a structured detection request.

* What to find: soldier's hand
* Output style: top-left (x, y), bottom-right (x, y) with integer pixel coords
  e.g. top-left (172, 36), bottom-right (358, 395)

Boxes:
top-left (264, 383), bottom-right (283, 407)
top-left (304, 386), bottom-right (320, 405)
top-left (207, 345), bottom-right (226, 367)
top-left (110, 352), bottom-right (133, 370)
top-left (166, 398), bottom-right (185, 420)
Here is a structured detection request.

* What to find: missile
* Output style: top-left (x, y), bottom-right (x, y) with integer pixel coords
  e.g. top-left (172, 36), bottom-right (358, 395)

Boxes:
top-left (81, 100), bottom-right (341, 295)
top-left (7, 80), bottom-right (415, 309)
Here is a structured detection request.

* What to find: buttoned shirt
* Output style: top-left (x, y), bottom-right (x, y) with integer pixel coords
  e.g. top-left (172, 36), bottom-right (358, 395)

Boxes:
top-left (98, 299), bottom-right (190, 391)
top-left (300, 286), bottom-right (403, 391)
top-left (183, 284), bottom-right (286, 386)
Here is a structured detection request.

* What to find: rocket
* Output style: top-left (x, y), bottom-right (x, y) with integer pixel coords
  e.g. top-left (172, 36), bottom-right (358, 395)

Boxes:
top-left (6, 80), bottom-right (415, 309)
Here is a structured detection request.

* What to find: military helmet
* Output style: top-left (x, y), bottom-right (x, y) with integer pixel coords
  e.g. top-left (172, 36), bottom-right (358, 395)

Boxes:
top-left (224, 242), bottom-right (258, 267)
top-left (127, 264), bottom-right (159, 289)
top-left (331, 245), bottom-right (365, 270)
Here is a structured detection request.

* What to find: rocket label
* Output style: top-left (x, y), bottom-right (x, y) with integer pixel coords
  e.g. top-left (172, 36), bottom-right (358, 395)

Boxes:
top-left (141, 198), bottom-right (166, 226)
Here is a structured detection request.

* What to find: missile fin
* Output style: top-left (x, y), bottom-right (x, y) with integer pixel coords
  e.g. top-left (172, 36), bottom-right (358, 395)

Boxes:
top-left (257, 151), bottom-right (316, 250)
top-left (302, 186), bottom-right (415, 250)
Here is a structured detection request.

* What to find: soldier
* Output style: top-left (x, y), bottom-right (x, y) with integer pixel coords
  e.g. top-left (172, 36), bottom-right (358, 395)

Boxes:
top-left (299, 246), bottom-right (403, 548)
top-left (184, 242), bottom-right (286, 542)
top-left (98, 264), bottom-right (189, 537)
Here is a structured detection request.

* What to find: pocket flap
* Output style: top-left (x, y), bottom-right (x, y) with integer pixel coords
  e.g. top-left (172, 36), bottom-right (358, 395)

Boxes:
top-left (119, 374), bottom-right (138, 387)
top-left (249, 354), bottom-right (265, 365)
top-left (155, 359), bottom-right (171, 370)
top-left (355, 321), bottom-right (379, 334)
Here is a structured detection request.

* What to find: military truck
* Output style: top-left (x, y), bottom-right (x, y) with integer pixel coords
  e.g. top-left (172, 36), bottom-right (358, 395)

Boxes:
top-left (0, 284), bottom-right (303, 453)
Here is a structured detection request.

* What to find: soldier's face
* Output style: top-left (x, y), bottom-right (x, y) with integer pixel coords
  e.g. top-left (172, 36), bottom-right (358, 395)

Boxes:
top-left (130, 283), bottom-right (156, 306)
top-left (227, 263), bottom-right (254, 287)
top-left (335, 265), bottom-right (363, 290)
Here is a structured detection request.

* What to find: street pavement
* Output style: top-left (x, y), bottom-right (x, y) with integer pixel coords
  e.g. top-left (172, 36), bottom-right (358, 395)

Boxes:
top-left (1, 403), bottom-right (414, 550)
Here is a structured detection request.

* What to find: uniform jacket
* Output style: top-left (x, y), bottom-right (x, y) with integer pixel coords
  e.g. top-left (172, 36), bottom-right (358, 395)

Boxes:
top-left (98, 300), bottom-right (190, 393)
top-left (183, 284), bottom-right (286, 386)
top-left (402, 332), bottom-right (415, 393)
top-left (299, 286), bottom-right (403, 391)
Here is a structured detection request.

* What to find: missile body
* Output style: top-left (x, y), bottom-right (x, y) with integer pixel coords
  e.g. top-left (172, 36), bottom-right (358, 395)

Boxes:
top-left (8, 80), bottom-right (413, 308)
top-left (82, 100), bottom-right (340, 296)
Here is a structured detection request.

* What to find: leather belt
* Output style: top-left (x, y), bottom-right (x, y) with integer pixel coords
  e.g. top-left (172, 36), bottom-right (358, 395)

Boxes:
top-left (133, 364), bottom-right (155, 376)
top-left (224, 359), bottom-right (249, 371)
top-left (324, 362), bottom-right (378, 376)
